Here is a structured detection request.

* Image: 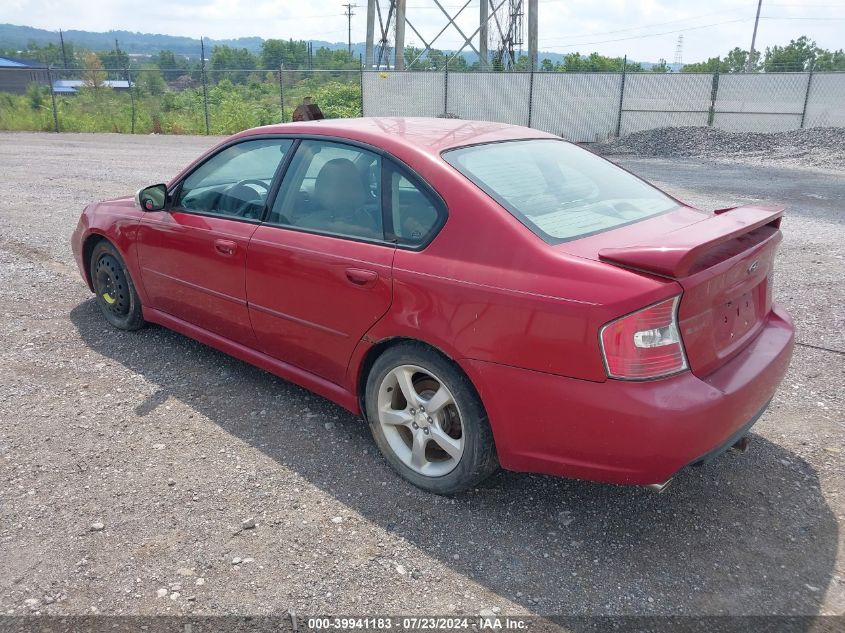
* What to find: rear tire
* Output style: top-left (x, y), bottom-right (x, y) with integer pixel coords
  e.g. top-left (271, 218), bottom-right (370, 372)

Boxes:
top-left (365, 342), bottom-right (498, 495)
top-left (89, 240), bottom-right (144, 331)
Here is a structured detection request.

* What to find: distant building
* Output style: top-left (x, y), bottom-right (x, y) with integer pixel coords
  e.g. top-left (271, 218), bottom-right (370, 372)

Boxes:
top-left (52, 79), bottom-right (133, 94)
top-left (0, 56), bottom-right (49, 94)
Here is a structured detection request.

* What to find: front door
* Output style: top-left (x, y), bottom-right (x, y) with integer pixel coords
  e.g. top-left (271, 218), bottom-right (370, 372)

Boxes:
top-left (137, 137), bottom-right (294, 346)
top-left (246, 140), bottom-right (395, 385)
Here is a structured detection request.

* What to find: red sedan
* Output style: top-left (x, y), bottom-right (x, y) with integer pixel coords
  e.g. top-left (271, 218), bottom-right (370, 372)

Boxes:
top-left (71, 118), bottom-right (794, 495)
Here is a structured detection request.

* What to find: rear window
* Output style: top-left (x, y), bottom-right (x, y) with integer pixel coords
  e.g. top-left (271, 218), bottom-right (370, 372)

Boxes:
top-left (443, 139), bottom-right (678, 243)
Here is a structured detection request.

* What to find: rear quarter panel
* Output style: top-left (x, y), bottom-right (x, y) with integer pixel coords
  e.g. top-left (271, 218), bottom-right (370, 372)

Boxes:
top-left (351, 157), bottom-right (680, 386)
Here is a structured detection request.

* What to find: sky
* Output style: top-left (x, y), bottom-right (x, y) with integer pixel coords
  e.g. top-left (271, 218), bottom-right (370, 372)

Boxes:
top-left (1, 0), bottom-right (843, 63)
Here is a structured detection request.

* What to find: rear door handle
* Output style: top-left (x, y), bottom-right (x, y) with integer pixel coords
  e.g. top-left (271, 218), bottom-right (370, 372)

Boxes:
top-left (214, 239), bottom-right (237, 256)
top-left (345, 268), bottom-right (378, 286)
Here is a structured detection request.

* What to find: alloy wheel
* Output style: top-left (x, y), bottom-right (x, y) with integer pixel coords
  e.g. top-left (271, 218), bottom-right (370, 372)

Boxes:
top-left (376, 364), bottom-right (465, 476)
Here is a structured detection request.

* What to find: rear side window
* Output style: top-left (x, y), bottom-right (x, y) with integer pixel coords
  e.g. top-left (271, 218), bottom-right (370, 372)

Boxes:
top-left (443, 139), bottom-right (678, 243)
top-left (386, 163), bottom-right (444, 247)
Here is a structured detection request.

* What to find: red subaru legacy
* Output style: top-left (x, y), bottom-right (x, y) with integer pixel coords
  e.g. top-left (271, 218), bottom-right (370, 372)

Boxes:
top-left (71, 118), bottom-right (794, 494)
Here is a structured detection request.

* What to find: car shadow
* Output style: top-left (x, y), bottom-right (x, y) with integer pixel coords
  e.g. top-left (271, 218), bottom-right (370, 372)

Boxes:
top-left (69, 300), bottom-right (838, 619)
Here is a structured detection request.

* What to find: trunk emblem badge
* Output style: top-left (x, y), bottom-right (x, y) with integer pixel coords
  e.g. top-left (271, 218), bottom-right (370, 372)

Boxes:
top-left (747, 260), bottom-right (760, 274)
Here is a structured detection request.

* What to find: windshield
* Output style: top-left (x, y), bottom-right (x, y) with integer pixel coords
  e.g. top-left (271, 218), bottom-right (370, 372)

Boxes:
top-left (443, 139), bottom-right (679, 243)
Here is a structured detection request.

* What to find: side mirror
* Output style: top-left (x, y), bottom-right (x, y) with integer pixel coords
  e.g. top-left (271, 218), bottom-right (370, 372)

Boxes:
top-left (135, 184), bottom-right (168, 212)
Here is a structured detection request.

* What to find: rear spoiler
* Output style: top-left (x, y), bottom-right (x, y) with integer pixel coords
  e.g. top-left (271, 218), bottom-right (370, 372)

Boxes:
top-left (598, 205), bottom-right (784, 278)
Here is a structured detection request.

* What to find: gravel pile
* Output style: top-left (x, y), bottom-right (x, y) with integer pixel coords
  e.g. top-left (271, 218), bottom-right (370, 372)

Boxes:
top-left (595, 126), bottom-right (845, 171)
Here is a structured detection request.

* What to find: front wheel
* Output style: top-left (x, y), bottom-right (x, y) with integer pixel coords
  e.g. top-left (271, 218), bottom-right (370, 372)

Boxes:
top-left (365, 343), bottom-right (498, 495)
top-left (89, 240), bottom-right (145, 331)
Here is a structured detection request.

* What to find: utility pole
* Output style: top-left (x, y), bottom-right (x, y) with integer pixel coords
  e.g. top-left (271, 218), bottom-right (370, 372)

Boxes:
top-left (746, 0), bottom-right (762, 72)
top-left (59, 29), bottom-right (68, 69)
top-left (114, 38), bottom-right (121, 79)
top-left (343, 3), bottom-right (358, 56)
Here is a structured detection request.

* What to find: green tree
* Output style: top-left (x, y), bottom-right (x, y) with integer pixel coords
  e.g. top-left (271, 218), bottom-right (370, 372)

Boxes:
top-left (723, 47), bottom-right (759, 72)
top-left (312, 46), bottom-right (358, 70)
top-left (681, 56), bottom-right (727, 73)
top-left (650, 58), bottom-right (669, 73)
top-left (209, 45), bottom-right (257, 83)
top-left (82, 51), bottom-right (106, 90)
top-left (137, 65), bottom-right (166, 96)
top-left (3, 41), bottom-right (82, 69)
top-left (98, 47), bottom-right (130, 76)
top-left (261, 39), bottom-right (308, 69)
top-left (814, 48), bottom-right (845, 71)
top-left (764, 36), bottom-right (818, 72)
top-left (156, 49), bottom-right (192, 80)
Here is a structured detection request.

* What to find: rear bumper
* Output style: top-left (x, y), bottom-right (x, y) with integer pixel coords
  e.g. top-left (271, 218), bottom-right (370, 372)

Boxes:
top-left (464, 305), bottom-right (794, 485)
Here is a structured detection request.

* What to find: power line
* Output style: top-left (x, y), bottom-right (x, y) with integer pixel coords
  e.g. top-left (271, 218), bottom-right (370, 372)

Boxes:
top-left (539, 17), bottom-right (749, 46)
top-left (534, 8), bottom-right (744, 41)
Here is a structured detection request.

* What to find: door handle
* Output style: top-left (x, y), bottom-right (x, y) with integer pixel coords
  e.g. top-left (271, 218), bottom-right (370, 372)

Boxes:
top-left (214, 239), bottom-right (237, 256)
top-left (345, 268), bottom-right (378, 286)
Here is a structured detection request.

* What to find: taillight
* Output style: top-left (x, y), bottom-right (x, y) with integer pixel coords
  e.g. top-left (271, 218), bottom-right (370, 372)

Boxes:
top-left (599, 296), bottom-right (688, 380)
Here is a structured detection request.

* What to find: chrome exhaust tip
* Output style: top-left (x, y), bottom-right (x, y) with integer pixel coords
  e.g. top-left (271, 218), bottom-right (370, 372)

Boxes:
top-left (646, 478), bottom-right (674, 493)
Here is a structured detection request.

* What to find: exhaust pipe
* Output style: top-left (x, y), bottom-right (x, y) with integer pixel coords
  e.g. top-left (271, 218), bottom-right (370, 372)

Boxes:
top-left (646, 478), bottom-right (673, 493)
top-left (731, 434), bottom-right (752, 453)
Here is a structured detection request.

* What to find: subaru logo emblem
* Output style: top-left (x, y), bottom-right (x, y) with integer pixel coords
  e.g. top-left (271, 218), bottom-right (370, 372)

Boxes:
top-left (747, 260), bottom-right (760, 274)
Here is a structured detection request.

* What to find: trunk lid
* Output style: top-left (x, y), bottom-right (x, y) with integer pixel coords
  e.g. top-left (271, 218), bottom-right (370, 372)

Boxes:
top-left (560, 205), bottom-right (784, 377)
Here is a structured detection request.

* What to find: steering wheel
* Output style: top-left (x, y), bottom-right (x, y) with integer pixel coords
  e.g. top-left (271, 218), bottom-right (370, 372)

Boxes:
top-left (224, 179), bottom-right (271, 218)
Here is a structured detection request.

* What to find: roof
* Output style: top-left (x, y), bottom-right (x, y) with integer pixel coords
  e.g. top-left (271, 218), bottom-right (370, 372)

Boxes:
top-left (52, 79), bottom-right (133, 93)
top-left (241, 117), bottom-right (554, 155)
top-left (0, 56), bottom-right (47, 69)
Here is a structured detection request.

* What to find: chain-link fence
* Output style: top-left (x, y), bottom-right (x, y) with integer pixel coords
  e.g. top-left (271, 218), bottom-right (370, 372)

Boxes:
top-left (363, 69), bottom-right (845, 141)
top-left (1, 64), bottom-right (843, 140)
top-left (0, 66), bottom-right (361, 135)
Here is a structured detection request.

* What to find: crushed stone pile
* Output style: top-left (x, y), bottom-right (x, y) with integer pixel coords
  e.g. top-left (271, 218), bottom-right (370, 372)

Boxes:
top-left (594, 126), bottom-right (845, 171)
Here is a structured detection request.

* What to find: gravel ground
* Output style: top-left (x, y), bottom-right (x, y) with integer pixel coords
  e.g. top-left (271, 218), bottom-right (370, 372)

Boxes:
top-left (0, 132), bottom-right (843, 620)
top-left (596, 126), bottom-right (845, 172)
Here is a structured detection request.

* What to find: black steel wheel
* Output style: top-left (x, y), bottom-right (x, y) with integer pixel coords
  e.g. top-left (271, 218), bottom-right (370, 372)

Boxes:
top-left (89, 240), bottom-right (144, 331)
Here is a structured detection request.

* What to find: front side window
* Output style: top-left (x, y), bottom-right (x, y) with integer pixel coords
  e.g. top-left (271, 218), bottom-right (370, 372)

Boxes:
top-left (443, 139), bottom-right (679, 243)
top-left (386, 164), bottom-right (444, 247)
top-left (175, 139), bottom-right (293, 220)
top-left (269, 140), bottom-right (383, 241)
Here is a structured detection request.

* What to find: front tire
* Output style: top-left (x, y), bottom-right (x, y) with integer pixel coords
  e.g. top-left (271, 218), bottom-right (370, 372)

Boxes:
top-left (89, 240), bottom-right (144, 331)
top-left (365, 343), bottom-right (498, 495)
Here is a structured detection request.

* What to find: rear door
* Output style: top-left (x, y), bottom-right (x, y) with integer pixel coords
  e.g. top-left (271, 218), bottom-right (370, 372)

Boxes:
top-left (245, 139), bottom-right (395, 385)
top-left (137, 138), bottom-right (294, 346)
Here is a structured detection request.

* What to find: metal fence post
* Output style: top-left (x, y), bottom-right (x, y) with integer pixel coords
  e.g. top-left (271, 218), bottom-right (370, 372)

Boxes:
top-left (126, 67), bottom-right (136, 134)
top-left (800, 63), bottom-right (814, 129)
top-left (443, 58), bottom-right (449, 115)
top-left (708, 69), bottom-right (720, 126)
top-left (527, 68), bottom-right (534, 128)
top-left (46, 66), bottom-right (59, 133)
top-left (359, 54), bottom-right (364, 117)
top-left (615, 55), bottom-right (627, 137)
top-left (200, 37), bottom-right (210, 135)
top-left (278, 65), bottom-right (286, 122)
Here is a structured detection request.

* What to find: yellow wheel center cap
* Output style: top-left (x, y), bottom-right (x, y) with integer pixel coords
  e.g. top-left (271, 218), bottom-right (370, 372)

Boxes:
top-left (102, 292), bottom-right (116, 305)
